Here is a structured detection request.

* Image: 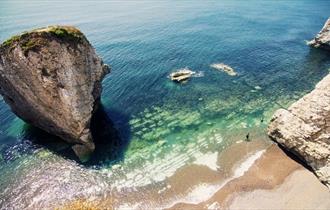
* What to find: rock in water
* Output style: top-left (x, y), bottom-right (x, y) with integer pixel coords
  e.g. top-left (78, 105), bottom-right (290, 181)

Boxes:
top-left (268, 74), bottom-right (330, 188)
top-left (0, 26), bottom-right (110, 161)
top-left (210, 63), bottom-right (237, 76)
top-left (308, 17), bottom-right (330, 50)
top-left (169, 68), bottom-right (195, 82)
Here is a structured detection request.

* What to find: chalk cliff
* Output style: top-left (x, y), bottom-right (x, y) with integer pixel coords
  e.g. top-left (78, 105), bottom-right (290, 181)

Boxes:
top-left (268, 74), bottom-right (330, 187)
top-left (308, 17), bottom-right (330, 50)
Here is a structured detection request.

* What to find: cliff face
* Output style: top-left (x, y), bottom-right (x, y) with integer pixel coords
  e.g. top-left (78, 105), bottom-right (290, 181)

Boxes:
top-left (308, 17), bottom-right (330, 50)
top-left (0, 26), bottom-right (110, 160)
top-left (268, 74), bottom-right (330, 187)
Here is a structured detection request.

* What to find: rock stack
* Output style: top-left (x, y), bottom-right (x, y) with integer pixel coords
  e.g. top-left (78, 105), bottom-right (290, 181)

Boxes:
top-left (0, 26), bottom-right (110, 161)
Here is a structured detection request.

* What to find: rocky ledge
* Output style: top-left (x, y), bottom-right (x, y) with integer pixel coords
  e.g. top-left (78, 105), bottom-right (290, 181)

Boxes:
top-left (0, 26), bottom-right (110, 161)
top-left (268, 74), bottom-right (330, 187)
top-left (308, 17), bottom-right (330, 50)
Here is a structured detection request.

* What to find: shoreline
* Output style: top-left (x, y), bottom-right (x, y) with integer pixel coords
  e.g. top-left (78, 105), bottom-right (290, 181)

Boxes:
top-left (58, 138), bottom-right (329, 210)
top-left (169, 144), bottom-right (330, 210)
top-left (228, 169), bottom-right (330, 210)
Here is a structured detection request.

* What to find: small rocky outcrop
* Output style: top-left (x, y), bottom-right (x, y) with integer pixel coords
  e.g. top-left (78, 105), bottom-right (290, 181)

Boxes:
top-left (308, 17), bottom-right (330, 50)
top-left (0, 26), bottom-right (110, 161)
top-left (169, 68), bottom-right (195, 82)
top-left (268, 74), bottom-right (330, 187)
top-left (210, 63), bottom-right (237, 76)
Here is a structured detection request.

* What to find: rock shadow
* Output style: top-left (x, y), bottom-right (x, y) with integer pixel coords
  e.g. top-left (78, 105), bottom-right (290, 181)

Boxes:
top-left (20, 105), bottom-right (131, 167)
top-left (306, 47), bottom-right (330, 67)
top-left (286, 46), bottom-right (330, 95)
top-left (87, 105), bottom-right (131, 166)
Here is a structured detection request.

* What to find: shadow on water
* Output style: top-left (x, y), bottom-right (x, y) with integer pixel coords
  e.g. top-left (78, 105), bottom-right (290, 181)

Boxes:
top-left (292, 47), bottom-right (330, 92)
top-left (306, 47), bottom-right (330, 68)
top-left (282, 47), bottom-right (330, 94)
top-left (87, 105), bottom-right (131, 167)
top-left (9, 105), bottom-right (131, 167)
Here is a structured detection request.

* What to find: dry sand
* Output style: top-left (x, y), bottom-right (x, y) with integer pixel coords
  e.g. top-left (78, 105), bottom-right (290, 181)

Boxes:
top-left (57, 140), bottom-right (330, 210)
top-left (169, 145), bottom-right (330, 210)
top-left (228, 169), bottom-right (330, 210)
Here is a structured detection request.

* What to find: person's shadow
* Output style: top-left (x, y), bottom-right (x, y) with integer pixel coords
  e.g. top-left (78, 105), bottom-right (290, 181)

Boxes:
top-left (19, 105), bottom-right (131, 167)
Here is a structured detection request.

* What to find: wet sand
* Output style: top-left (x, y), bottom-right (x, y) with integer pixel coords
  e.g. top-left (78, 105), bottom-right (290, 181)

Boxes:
top-left (229, 169), bottom-right (330, 210)
top-left (169, 144), bottom-right (330, 210)
top-left (57, 140), bottom-right (329, 210)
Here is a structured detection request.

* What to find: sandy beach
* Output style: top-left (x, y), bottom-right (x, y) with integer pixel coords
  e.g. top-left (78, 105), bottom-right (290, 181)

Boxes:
top-left (169, 144), bottom-right (330, 210)
top-left (1, 1), bottom-right (330, 210)
top-left (228, 169), bottom-right (330, 210)
top-left (57, 139), bottom-right (330, 210)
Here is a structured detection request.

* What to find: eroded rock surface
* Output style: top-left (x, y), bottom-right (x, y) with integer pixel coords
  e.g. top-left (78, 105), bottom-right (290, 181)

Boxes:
top-left (268, 74), bottom-right (330, 187)
top-left (0, 26), bottom-right (110, 160)
top-left (308, 17), bottom-right (330, 50)
top-left (210, 63), bottom-right (237, 76)
top-left (169, 68), bottom-right (195, 82)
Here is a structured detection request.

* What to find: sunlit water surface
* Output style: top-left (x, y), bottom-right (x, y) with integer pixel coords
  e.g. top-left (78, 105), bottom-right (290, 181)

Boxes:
top-left (0, 0), bottom-right (330, 209)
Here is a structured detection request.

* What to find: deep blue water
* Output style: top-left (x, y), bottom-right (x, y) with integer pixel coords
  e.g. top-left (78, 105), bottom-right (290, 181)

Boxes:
top-left (0, 0), bottom-right (329, 208)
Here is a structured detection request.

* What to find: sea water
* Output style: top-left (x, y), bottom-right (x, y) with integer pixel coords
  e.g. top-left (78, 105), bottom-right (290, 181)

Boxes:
top-left (0, 0), bottom-right (329, 208)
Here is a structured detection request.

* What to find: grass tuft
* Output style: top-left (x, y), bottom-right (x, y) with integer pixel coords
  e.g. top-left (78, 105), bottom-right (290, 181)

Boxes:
top-left (48, 26), bottom-right (84, 43)
top-left (1, 35), bottom-right (20, 48)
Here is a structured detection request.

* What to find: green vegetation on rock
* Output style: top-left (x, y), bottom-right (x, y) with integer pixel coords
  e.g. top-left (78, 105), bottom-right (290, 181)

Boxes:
top-left (47, 26), bottom-right (85, 42)
top-left (1, 35), bottom-right (20, 48)
top-left (21, 40), bottom-right (38, 55)
top-left (1, 26), bottom-right (85, 50)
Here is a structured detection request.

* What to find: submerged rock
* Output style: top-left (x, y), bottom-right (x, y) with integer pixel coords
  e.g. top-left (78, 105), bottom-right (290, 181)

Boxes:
top-left (210, 63), bottom-right (237, 76)
top-left (268, 74), bottom-right (330, 187)
top-left (308, 17), bottom-right (330, 50)
top-left (0, 26), bottom-right (110, 161)
top-left (169, 68), bottom-right (195, 82)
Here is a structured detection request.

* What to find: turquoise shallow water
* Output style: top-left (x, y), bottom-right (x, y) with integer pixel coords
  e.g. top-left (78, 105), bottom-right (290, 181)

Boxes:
top-left (0, 0), bottom-right (330, 208)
